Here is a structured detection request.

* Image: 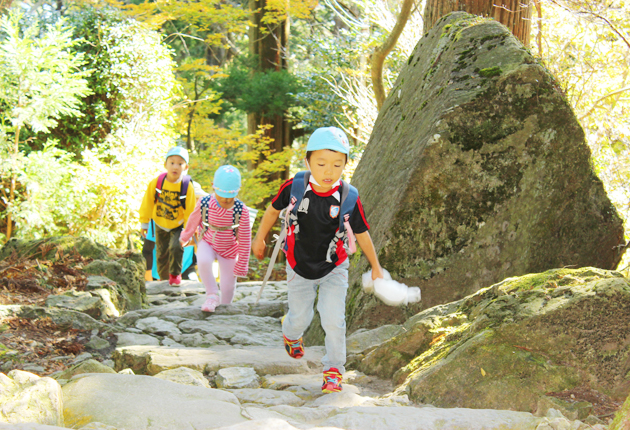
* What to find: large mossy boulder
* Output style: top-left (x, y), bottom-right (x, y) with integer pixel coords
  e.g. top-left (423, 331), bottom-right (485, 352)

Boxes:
top-left (0, 236), bottom-right (146, 312)
top-left (359, 267), bottom-right (630, 411)
top-left (347, 12), bottom-right (625, 331)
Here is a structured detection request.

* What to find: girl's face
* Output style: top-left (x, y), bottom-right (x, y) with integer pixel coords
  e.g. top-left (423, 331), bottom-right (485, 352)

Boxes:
top-left (215, 194), bottom-right (235, 209)
top-left (307, 149), bottom-right (346, 193)
top-left (164, 155), bottom-right (187, 182)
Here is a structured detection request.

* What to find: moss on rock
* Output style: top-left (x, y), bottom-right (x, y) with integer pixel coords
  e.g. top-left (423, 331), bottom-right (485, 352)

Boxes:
top-left (0, 236), bottom-right (112, 261)
top-left (359, 267), bottom-right (630, 411)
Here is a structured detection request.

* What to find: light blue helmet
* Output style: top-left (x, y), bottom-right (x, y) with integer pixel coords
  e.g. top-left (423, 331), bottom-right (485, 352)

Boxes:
top-left (306, 127), bottom-right (350, 155)
top-left (165, 146), bottom-right (189, 164)
top-left (213, 165), bottom-right (241, 198)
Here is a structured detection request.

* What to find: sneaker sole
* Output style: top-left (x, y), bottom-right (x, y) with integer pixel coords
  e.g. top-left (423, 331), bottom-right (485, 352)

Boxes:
top-left (322, 387), bottom-right (342, 393)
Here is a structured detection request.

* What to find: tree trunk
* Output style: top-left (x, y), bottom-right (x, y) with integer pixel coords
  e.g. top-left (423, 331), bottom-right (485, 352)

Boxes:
top-left (6, 124), bottom-right (20, 242)
top-left (248, 0), bottom-right (291, 180)
top-left (424, 0), bottom-right (533, 46)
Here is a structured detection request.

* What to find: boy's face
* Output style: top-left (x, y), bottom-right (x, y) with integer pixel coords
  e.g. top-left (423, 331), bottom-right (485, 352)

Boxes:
top-left (307, 149), bottom-right (346, 192)
top-left (164, 155), bottom-right (187, 182)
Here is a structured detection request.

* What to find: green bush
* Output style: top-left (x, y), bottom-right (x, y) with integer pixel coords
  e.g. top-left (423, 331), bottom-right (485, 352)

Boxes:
top-left (1, 7), bottom-right (180, 248)
top-left (44, 8), bottom-right (178, 157)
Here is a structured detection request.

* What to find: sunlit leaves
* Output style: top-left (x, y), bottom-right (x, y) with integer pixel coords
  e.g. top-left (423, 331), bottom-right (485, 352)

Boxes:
top-left (538, 0), bottom-right (630, 269)
top-left (0, 10), bottom-right (93, 240)
top-left (188, 125), bottom-right (294, 207)
top-left (174, 58), bottom-right (225, 149)
top-left (0, 12), bottom-right (92, 134)
top-left (123, 0), bottom-right (250, 45)
top-left (260, 0), bottom-right (318, 26)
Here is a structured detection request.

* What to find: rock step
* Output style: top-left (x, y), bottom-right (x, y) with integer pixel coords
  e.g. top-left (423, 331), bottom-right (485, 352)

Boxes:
top-left (113, 345), bottom-right (326, 376)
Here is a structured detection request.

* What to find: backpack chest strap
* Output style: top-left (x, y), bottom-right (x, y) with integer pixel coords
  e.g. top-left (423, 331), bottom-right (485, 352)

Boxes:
top-left (208, 224), bottom-right (239, 232)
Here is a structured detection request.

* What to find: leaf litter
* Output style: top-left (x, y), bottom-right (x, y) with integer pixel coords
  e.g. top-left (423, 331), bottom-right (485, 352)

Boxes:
top-left (0, 246), bottom-right (94, 376)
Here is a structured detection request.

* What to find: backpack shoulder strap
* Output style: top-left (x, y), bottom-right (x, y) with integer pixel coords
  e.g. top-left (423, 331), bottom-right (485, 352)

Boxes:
top-left (232, 199), bottom-right (244, 237)
top-left (338, 180), bottom-right (359, 232)
top-left (289, 171), bottom-right (310, 214)
top-left (199, 194), bottom-right (213, 237)
top-left (154, 172), bottom-right (168, 203)
top-left (179, 175), bottom-right (191, 210)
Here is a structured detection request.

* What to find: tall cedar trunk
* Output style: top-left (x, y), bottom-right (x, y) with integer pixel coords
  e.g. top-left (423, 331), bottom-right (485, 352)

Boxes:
top-left (424, 0), bottom-right (532, 46)
top-left (248, 0), bottom-right (291, 181)
top-left (248, 0), bottom-right (291, 258)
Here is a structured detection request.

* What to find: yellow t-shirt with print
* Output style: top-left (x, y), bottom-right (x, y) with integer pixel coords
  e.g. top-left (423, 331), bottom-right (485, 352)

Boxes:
top-left (139, 175), bottom-right (196, 230)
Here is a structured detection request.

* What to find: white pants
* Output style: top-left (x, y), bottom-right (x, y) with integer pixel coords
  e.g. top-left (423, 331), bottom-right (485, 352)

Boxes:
top-left (196, 240), bottom-right (237, 304)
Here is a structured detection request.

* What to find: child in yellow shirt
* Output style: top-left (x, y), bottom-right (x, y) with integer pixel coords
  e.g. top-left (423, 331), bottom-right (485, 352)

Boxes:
top-left (139, 147), bottom-right (196, 286)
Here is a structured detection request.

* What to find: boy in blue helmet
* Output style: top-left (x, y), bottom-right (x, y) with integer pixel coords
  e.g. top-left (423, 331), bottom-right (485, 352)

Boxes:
top-left (139, 147), bottom-right (196, 286)
top-left (252, 127), bottom-right (383, 393)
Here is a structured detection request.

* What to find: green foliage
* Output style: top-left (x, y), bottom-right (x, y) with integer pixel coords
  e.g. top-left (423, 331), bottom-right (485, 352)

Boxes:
top-left (215, 57), bottom-right (304, 119)
top-left (244, 255), bottom-right (285, 281)
top-left (291, 27), bottom-right (363, 135)
top-left (288, 1), bottom-right (423, 155)
top-left (41, 7), bottom-right (178, 156)
top-left (0, 6), bottom-right (179, 248)
top-left (0, 10), bottom-right (92, 240)
top-left (12, 141), bottom-right (79, 239)
top-left (0, 12), bottom-right (92, 136)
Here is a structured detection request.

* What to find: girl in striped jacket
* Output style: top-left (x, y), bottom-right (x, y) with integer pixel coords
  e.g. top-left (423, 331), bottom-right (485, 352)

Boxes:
top-left (180, 165), bottom-right (251, 312)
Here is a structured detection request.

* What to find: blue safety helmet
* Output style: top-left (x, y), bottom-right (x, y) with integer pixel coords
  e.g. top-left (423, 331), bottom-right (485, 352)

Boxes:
top-left (305, 127), bottom-right (350, 155)
top-left (165, 146), bottom-right (189, 164)
top-left (213, 165), bottom-right (241, 198)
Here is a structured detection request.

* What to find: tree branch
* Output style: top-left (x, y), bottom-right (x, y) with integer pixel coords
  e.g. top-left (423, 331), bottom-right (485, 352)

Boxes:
top-left (548, 0), bottom-right (630, 50)
top-left (370, 0), bottom-right (415, 110)
top-left (579, 86), bottom-right (630, 121)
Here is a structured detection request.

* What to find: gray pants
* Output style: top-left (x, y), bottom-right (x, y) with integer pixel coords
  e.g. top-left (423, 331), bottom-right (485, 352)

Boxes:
top-left (283, 260), bottom-right (349, 373)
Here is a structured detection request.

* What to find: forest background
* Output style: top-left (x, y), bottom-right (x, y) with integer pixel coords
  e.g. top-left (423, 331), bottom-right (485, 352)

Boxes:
top-left (0, 0), bottom-right (628, 271)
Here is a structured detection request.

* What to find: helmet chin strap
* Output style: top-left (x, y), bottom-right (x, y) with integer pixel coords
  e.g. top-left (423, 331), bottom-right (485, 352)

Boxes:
top-left (305, 160), bottom-right (343, 188)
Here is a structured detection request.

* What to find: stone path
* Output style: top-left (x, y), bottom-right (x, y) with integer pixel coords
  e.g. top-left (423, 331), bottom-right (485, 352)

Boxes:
top-left (1, 279), bottom-right (606, 429)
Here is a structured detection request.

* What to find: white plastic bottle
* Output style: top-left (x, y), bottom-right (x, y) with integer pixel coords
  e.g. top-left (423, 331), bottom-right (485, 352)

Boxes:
top-left (362, 269), bottom-right (421, 306)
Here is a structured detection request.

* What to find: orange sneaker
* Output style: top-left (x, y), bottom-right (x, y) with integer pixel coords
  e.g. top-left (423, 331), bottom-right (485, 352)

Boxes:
top-left (283, 334), bottom-right (304, 359)
top-left (322, 367), bottom-right (343, 393)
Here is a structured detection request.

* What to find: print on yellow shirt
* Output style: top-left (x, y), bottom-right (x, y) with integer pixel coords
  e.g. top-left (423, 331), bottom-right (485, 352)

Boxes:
top-left (156, 189), bottom-right (181, 221)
